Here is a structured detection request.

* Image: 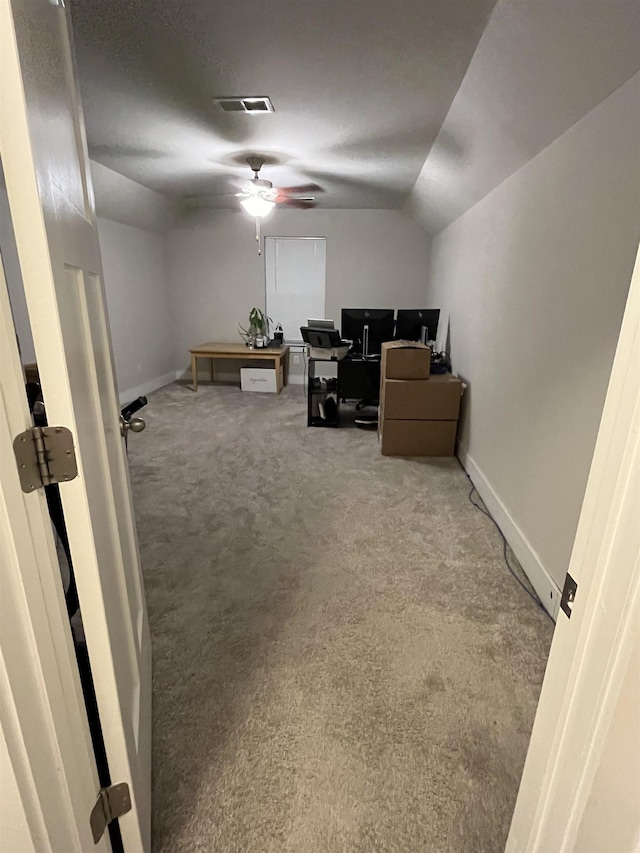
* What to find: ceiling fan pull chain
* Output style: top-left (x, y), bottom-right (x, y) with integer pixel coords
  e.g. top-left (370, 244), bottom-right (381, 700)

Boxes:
top-left (256, 216), bottom-right (261, 255)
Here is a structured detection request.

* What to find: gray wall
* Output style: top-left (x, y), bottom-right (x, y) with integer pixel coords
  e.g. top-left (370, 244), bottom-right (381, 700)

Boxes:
top-left (98, 217), bottom-right (176, 401)
top-left (427, 74), bottom-right (640, 589)
top-left (90, 162), bottom-right (179, 401)
top-left (2, 163), bottom-right (176, 402)
top-left (166, 209), bottom-right (432, 380)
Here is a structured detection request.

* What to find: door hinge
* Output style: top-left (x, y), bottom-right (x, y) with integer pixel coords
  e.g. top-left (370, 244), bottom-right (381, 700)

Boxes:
top-left (13, 426), bottom-right (78, 493)
top-left (90, 782), bottom-right (132, 844)
top-left (560, 572), bottom-right (578, 618)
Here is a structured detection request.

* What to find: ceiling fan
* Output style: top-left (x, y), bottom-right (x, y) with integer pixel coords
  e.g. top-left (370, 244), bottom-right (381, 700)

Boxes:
top-left (236, 156), bottom-right (319, 218)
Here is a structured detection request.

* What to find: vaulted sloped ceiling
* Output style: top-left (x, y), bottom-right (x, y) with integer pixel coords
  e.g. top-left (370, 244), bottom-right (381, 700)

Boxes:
top-left (406, 0), bottom-right (640, 233)
top-left (70, 0), bottom-right (639, 228)
top-left (69, 0), bottom-right (496, 209)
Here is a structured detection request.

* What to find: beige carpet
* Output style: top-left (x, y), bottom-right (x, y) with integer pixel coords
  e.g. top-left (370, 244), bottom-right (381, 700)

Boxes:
top-left (128, 382), bottom-right (554, 853)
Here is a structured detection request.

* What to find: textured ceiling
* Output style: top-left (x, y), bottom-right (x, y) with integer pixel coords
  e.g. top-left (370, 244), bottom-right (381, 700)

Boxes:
top-left (69, 0), bottom-right (496, 209)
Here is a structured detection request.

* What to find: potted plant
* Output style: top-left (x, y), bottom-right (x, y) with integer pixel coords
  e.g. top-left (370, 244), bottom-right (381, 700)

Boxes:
top-left (239, 307), bottom-right (271, 348)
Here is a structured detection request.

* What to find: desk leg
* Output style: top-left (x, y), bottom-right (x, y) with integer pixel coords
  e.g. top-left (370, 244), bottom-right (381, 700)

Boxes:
top-left (209, 358), bottom-right (215, 385)
top-left (283, 352), bottom-right (289, 388)
top-left (191, 354), bottom-right (198, 392)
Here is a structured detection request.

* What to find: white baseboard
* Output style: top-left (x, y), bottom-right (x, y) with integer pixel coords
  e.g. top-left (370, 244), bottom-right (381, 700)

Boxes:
top-left (287, 374), bottom-right (305, 386)
top-left (118, 370), bottom-right (179, 405)
top-left (457, 442), bottom-right (560, 621)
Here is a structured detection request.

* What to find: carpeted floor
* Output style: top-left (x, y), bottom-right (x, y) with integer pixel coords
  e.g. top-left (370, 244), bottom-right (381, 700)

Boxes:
top-left (128, 382), bottom-right (554, 853)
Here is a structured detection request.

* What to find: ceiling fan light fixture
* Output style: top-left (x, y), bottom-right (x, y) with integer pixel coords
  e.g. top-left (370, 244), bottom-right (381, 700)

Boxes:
top-left (240, 196), bottom-right (275, 218)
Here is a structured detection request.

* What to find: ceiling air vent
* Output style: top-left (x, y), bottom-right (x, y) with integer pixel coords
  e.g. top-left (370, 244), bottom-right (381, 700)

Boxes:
top-left (214, 97), bottom-right (274, 114)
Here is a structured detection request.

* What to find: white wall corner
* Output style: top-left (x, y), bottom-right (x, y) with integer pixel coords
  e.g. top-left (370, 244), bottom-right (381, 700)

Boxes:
top-left (402, 171), bottom-right (437, 237)
top-left (457, 441), bottom-right (561, 621)
top-left (91, 160), bottom-right (183, 234)
top-left (118, 371), bottom-right (179, 406)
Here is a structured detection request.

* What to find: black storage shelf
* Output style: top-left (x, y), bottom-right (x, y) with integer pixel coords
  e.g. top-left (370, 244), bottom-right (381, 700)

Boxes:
top-left (307, 358), bottom-right (340, 427)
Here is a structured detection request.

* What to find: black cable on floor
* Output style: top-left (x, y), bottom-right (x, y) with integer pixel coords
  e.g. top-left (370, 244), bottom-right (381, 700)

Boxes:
top-left (457, 458), bottom-right (554, 623)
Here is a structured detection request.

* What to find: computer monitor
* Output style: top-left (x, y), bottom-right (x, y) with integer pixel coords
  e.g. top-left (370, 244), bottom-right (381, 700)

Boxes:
top-left (341, 309), bottom-right (395, 357)
top-left (395, 309), bottom-right (440, 342)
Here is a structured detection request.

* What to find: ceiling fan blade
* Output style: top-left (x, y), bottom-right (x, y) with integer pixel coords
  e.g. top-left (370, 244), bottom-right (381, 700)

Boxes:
top-left (274, 191), bottom-right (315, 204)
top-left (275, 184), bottom-right (323, 196)
top-left (279, 198), bottom-right (317, 209)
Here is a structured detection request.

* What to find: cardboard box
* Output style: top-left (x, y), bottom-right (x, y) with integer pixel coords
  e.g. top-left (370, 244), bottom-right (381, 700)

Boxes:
top-left (379, 419), bottom-right (458, 457)
top-left (240, 367), bottom-right (281, 392)
top-left (380, 374), bottom-right (463, 421)
top-left (381, 340), bottom-right (431, 380)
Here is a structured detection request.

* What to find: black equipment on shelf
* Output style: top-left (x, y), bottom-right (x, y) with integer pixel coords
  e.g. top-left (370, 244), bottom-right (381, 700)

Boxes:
top-left (307, 361), bottom-right (340, 427)
top-left (300, 326), bottom-right (343, 349)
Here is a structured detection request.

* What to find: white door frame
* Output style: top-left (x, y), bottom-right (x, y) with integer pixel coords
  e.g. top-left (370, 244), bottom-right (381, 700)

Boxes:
top-left (0, 258), bottom-right (111, 851)
top-left (507, 242), bottom-right (640, 850)
top-left (1, 0), bottom-right (151, 848)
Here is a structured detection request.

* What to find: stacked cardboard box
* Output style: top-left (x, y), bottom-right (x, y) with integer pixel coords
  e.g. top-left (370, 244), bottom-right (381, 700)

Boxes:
top-left (379, 341), bottom-right (463, 456)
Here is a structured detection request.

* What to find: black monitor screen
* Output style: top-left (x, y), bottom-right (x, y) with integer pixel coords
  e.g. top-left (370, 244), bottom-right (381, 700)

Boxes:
top-left (341, 309), bottom-right (395, 357)
top-left (395, 309), bottom-right (440, 342)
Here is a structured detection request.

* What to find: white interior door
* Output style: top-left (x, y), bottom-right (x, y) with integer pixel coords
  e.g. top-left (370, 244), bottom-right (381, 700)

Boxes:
top-left (0, 258), bottom-right (111, 852)
top-left (507, 245), bottom-right (640, 850)
top-left (1, 1), bottom-right (151, 850)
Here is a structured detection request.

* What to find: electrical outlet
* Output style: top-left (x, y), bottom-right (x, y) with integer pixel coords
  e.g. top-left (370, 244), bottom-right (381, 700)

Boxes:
top-left (293, 355), bottom-right (300, 365)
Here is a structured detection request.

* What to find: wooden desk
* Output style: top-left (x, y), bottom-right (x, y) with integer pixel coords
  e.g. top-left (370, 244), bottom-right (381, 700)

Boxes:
top-left (188, 342), bottom-right (290, 393)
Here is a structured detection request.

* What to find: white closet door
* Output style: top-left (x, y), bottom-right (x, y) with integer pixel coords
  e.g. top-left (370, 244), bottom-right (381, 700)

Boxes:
top-left (265, 237), bottom-right (326, 341)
